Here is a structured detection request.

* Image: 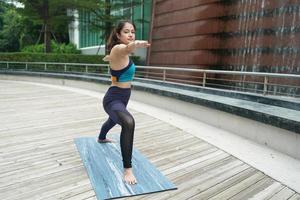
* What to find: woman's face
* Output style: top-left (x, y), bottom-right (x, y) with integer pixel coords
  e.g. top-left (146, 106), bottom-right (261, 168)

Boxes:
top-left (117, 22), bottom-right (136, 45)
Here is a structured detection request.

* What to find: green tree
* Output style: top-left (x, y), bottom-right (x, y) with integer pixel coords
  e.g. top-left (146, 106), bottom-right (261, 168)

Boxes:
top-left (0, 3), bottom-right (24, 52)
top-left (0, 0), bottom-right (88, 53)
top-left (13, 0), bottom-right (80, 53)
top-left (0, 0), bottom-right (148, 53)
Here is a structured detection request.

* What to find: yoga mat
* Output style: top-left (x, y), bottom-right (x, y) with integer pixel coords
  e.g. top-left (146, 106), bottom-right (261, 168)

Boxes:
top-left (74, 136), bottom-right (177, 200)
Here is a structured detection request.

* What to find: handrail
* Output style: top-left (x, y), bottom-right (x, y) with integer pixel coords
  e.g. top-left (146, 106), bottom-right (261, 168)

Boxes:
top-left (0, 61), bottom-right (299, 97)
top-left (1, 61), bottom-right (299, 78)
top-left (138, 65), bottom-right (300, 78)
top-left (0, 61), bottom-right (108, 67)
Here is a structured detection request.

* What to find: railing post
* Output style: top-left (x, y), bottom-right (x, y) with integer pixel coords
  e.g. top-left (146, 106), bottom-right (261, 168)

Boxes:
top-left (85, 65), bottom-right (88, 73)
top-left (163, 69), bottom-right (166, 82)
top-left (242, 75), bottom-right (246, 89)
top-left (7, 62), bottom-right (9, 69)
top-left (263, 76), bottom-right (268, 95)
top-left (64, 64), bottom-right (67, 72)
top-left (25, 63), bottom-right (28, 70)
top-left (44, 63), bottom-right (47, 71)
top-left (203, 72), bottom-right (206, 87)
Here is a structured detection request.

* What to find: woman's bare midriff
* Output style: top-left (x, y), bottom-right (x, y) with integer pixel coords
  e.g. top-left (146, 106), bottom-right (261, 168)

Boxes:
top-left (111, 81), bottom-right (132, 88)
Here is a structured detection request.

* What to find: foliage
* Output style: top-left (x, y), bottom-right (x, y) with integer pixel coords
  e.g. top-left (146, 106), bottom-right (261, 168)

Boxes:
top-left (0, 4), bottom-right (24, 52)
top-left (0, 1), bottom-right (41, 52)
top-left (0, 0), bottom-right (89, 52)
top-left (16, 0), bottom-right (77, 52)
top-left (21, 40), bottom-right (80, 54)
top-left (0, 52), bottom-right (105, 63)
top-left (0, 52), bottom-right (141, 64)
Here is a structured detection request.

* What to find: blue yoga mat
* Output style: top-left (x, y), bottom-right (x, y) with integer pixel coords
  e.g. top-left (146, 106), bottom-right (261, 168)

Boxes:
top-left (74, 136), bottom-right (177, 200)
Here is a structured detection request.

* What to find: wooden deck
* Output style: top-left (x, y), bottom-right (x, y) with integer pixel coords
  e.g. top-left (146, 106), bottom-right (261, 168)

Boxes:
top-left (0, 80), bottom-right (299, 200)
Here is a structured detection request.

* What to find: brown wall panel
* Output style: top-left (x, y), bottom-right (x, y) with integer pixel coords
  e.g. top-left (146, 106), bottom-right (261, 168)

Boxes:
top-left (222, 54), bottom-right (300, 69)
top-left (156, 0), bottom-right (220, 15)
top-left (225, 15), bottom-right (300, 33)
top-left (147, 64), bottom-right (213, 69)
top-left (154, 3), bottom-right (224, 27)
top-left (223, 34), bottom-right (300, 49)
top-left (150, 51), bottom-right (220, 66)
top-left (268, 77), bottom-right (300, 86)
top-left (222, 76), bottom-right (300, 89)
top-left (152, 20), bottom-right (223, 39)
top-left (151, 36), bottom-right (221, 52)
top-left (224, 0), bottom-right (299, 16)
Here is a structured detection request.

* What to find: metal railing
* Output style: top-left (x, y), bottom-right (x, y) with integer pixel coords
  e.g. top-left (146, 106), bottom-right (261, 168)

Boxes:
top-left (0, 61), bottom-right (299, 97)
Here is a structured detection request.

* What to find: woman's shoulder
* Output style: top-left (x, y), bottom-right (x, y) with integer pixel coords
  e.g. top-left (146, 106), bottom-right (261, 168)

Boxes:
top-left (102, 45), bottom-right (126, 62)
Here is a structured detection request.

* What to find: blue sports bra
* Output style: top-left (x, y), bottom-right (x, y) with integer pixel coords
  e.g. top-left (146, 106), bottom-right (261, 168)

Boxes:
top-left (110, 59), bottom-right (136, 82)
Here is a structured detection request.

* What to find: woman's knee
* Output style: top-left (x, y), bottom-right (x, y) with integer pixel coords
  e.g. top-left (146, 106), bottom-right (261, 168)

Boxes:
top-left (116, 111), bottom-right (135, 130)
top-left (125, 115), bottom-right (135, 129)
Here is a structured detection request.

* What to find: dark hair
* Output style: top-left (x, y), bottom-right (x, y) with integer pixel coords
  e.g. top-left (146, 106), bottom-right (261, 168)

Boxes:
top-left (106, 20), bottom-right (136, 53)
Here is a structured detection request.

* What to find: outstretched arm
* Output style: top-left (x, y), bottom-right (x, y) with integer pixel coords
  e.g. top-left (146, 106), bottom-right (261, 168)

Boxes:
top-left (114, 40), bottom-right (151, 55)
top-left (126, 40), bottom-right (151, 53)
top-left (103, 40), bottom-right (150, 61)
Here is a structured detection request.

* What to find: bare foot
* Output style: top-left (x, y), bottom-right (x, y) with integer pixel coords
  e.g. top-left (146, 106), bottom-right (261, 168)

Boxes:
top-left (97, 138), bottom-right (115, 143)
top-left (124, 168), bottom-right (137, 185)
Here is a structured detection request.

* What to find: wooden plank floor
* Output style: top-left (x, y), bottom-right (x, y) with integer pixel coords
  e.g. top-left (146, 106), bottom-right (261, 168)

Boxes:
top-left (0, 80), bottom-right (299, 200)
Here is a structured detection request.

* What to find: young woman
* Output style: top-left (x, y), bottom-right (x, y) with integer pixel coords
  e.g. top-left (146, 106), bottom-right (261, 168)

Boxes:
top-left (98, 20), bottom-right (150, 185)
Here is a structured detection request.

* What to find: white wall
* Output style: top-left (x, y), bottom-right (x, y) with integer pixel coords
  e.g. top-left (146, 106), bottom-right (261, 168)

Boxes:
top-left (68, 9), bottom-right (80, 49)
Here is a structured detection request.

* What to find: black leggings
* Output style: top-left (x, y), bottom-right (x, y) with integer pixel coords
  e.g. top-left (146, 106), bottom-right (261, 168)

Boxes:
top-left (98, 86), bottom-right (134, 168)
